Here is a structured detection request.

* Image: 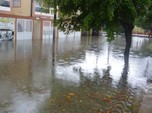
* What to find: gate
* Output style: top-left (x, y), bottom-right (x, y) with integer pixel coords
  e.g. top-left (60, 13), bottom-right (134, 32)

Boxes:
top-left (16, 19), bottom-right (33, 40)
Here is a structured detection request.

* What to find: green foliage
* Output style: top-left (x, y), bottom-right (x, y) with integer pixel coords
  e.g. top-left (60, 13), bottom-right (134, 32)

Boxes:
top-left (36, 0), bottom-right (53, 14)
top-left (36, 0), bottom-right (51, 7)
top-left (45, 0), bottom-right (152, 41)
top-left (135, 4), bottom-right (152, 30)
top-left (0, 18), bottom-right (14, 22)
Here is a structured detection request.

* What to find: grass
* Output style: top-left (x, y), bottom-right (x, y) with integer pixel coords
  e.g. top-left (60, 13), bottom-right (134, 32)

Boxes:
top-left (132, 26), bottom-right (145, 34)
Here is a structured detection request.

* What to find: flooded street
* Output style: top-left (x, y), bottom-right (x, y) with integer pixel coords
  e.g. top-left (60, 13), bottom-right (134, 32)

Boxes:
top-left (0, 34), bottom-right (152, 113)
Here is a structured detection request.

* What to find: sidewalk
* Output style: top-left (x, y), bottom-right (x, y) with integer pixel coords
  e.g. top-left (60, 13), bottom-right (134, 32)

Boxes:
top-left (138, 84), bottom-right (152, 113)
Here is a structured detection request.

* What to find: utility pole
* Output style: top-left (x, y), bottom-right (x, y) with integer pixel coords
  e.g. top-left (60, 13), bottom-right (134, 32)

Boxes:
top-left (53, 0), bottom-right (57, 37)
top-left (52, 0), bottom-right (57, 66)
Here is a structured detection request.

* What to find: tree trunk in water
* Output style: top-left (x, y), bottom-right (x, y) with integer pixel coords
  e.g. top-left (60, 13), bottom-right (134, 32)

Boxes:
top-left (92, 28), bottom-right (99, 36)
top-left (122, 23), bottom-right (134, 57)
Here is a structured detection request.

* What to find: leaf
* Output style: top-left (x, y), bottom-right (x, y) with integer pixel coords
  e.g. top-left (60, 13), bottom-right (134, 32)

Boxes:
top-left (49, 99), bottom-right (55, 102)
top-left (101, 98), bottom-right (111, 102)
top-left (67, 93), bottom-right (74, 96)
top-left (107, 95), bottom-right (112, 99)
top-left (107, 110), bottom-right (111, 113)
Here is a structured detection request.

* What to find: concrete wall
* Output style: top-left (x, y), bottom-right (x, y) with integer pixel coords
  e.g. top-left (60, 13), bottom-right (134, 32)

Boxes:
top-left (33, 20), bottom-right (41, 39)
top-left (12, 0), bottom-right (31, 16)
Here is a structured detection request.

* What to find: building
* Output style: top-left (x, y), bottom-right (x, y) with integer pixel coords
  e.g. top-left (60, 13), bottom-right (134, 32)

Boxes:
top-left (0, 0), bottom-right (55, 40)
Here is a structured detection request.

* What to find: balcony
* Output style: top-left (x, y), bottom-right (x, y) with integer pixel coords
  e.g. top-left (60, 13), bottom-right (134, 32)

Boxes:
top-left (34, 1), bottom-right (54, 17)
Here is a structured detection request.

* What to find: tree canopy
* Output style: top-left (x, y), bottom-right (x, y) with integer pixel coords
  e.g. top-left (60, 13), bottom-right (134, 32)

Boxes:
top-left (44, 0), bottom-right (152, 55)
top-left (135, 4), bottom-right (152, 31)
top-left (50, 0), bottom-right (151, 40)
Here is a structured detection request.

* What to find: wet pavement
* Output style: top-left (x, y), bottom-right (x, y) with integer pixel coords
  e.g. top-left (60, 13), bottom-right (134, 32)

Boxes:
top-left (0, 34), bottom-right (152, 113)
top-left (138, 84), bottom-right (152, 113)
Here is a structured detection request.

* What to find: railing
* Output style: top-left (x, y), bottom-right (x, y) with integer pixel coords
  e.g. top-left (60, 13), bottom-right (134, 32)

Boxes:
top-left (35, 7), bottom-right (49, 14)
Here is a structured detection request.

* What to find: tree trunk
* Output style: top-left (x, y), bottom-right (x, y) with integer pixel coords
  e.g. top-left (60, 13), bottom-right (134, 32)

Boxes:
top-left (122, 23), bottom-right (134, 57)
top-left (92, 28), bottom-right (99, 36)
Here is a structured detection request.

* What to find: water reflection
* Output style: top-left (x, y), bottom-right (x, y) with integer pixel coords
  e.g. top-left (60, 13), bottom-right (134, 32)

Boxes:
top-left (0, 35), bottom-right (152, 112)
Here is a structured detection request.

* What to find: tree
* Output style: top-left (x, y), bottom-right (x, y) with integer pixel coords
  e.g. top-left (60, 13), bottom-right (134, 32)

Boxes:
top-left (45, 0), bottom-right (152, 56)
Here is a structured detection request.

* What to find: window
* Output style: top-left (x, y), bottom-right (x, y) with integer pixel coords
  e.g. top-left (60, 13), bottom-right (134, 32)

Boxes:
top-left (13, 0), bottom-right (21, 7)
top-left (0, 0), bottom-right (10, 7)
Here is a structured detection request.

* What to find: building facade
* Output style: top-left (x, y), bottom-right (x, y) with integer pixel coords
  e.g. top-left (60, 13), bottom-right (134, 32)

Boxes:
top-left (0, 0), bottom-right (55, 40)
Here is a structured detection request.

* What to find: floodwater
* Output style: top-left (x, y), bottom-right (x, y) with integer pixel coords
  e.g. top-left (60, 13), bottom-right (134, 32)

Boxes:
top-left (0, 34), bottom-right (152, 113)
